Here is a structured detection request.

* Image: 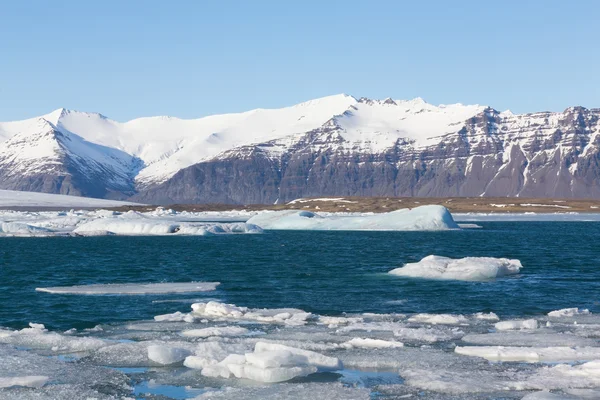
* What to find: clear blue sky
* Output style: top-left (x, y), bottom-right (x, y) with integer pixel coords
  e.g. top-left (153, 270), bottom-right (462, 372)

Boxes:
top-left (1, 0), bottom-right (599, 121)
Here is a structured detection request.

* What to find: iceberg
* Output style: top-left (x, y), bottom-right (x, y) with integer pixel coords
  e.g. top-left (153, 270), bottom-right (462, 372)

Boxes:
top-left (389, 255), bottom-right (522, 281)
top-left (246, 205), bottom-right (459, 231)
top-left (36, 281), bottom-right (220, 295)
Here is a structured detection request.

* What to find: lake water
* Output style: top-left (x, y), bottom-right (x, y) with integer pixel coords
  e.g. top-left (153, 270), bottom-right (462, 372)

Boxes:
top-left (2, 221), bottom-right (600, 399)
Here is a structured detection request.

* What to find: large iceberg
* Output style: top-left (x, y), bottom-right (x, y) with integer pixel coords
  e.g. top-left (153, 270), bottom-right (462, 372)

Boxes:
top-left (388, 255), bottom-right (522, 281)
top-left (246, 205), bottom-right (459, 231)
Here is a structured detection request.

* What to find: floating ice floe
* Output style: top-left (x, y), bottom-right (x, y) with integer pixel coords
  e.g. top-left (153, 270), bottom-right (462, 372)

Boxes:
top-left (188, 301), bottom-right (313, 326)
top-left (495, 319), bottom-right (539, 331)
top-left (246, 205), bottom-right (459, 231)
top-left (455, 345), bottom-right (600, 362)
top-left (389, 255), bottom-right (523, 281)
top-left (341, 338), bottom-right (404, 349)
top-left (548, 308), bottom-right (591, 318)
top-left (0, 323), bottom-right (108, 354)
top-left (185, 341), bottom-right (342, 383)
top-left (407, 313), bottom-right (468, 325)
top-left (181, 326), bottom-right (251, 338)
top-left (461, 332), bottom-right (599, 347)
top-left (35, 281), bottom-right (220, 295)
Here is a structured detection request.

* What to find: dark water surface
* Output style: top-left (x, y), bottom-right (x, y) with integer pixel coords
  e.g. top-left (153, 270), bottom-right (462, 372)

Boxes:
top-left (2, 221), bottom-right (599, 330)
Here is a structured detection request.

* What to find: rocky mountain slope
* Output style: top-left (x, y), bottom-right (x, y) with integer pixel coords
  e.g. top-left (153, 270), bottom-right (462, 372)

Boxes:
top-left (1, 95), bottom-right (600, 203)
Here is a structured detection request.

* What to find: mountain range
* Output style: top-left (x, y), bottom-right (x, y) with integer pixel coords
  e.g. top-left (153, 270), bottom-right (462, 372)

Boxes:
top-left (1, 94), bottom-right (599, 204)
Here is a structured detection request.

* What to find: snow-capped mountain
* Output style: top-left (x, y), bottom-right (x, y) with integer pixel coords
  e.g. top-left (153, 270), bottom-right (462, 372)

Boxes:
top-left (1, 95), bottom-right (600, 203)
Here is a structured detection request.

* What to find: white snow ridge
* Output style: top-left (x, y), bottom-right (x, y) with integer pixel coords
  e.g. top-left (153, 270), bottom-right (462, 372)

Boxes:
top-left (388, 255), bottom-right (522, 281)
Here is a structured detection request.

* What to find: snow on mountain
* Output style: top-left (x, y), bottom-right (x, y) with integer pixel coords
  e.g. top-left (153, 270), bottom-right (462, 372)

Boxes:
top-left (0, 117), bottom-right (138, 197)
top-left (0, 94), bottom-right (486, 189)
top-left (37, 94), bottom-right (358, 185)
top-left (4, 94), bottom-right (599, 203)
top-left (330, 97), bottom-right (486, 151)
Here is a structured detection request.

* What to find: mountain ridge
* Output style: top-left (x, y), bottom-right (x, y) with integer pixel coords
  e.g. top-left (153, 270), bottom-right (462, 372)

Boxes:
top-left (2, 95), bottom-right (600, 203)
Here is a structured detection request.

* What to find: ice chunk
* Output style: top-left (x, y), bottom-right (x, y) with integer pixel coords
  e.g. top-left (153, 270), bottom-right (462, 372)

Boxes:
top-left (455, 346), bottom-right (600, 362)
top-left (227, 363), bottom-right (317, 383)
top-left (254, 342), bottom-right (342, 370)
top-left (190, 301), bottom-right (312, 326)
top-left (147, 345), bottom-right (191, 365)
top-left (407, 313), bottom-right (468, 325)
top-left (495, 319), bottom-right (538, 331)
top-left (0, 376), bottom-right (49, 389)
top-left (89, 340), bottom-right (196, 367)
top-left (548, 308), bottom-right (591, 318)
top-left (473, 312), bottom-right (500, 321)
top-left (191, 342), bottom-right (340, 383)
top-left (526, 360), bottom-right (600, 391)
top-left (154, 311), bottom-right (197, 323)
top-left (181, 326), bottom-right (250, 338)
top-left (245, 350), bottom-right (301, 368)
top-left (247, 205), bottom-right (459, 231)
top-left (461, 332), bottom-right (598, 347)
top-left (0, 323), bottom-right (108, 353)
top-left (389, 255), bottom-right (522, 281)
top-left (36, 281), bottom-right (219, 295)
top-left (393, 326), bottom-right (464, 343)
top-left (342, 338), bottom-right (404, 349)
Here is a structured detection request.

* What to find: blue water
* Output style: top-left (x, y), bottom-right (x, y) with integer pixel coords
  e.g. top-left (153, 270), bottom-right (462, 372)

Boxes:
top-left (1, 221), bottom-right (600, 331)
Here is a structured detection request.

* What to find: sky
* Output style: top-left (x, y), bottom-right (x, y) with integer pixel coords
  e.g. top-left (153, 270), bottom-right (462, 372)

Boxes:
top-left (1, 0), bottom-right (599, 121)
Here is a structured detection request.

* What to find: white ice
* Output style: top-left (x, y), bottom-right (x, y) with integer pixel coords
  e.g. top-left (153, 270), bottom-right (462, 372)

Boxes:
top-left (342, 338), bottom-right (404, 349)
top-left (0, 207), bottom-right (263, 237)
top-left (389, 255), bottom-right (522, 281)
top-left (455, 346), bottom-right (600, 362)
top-left (495, 319), bottom-right (539, 331)
top-left (407, 313), bottom-right (468, 325)
top-left (246, 205), bottom-right (459, 231)
top-left (36, 282), bottom-right (220, 295)
top-left (548, 308), bottom-right (591, 318)
top-left (189, 301), bottom-right (312, 326)
top-left (181, 326), bottom-right (250, 338)
top-left (147, 344), bottom-right (191, 365)
top-left (0, 376), bottom-right (49, 389)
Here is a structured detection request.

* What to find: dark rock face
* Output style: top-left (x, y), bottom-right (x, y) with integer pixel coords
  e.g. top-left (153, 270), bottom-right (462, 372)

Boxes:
top-left (0, 124), bottom-right (138, 199)
top-left (134, 107), bottom-right (600, 204)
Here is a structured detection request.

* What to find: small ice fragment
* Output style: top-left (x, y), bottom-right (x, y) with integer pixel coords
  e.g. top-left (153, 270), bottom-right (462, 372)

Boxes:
top-left (147, 345), bottom-right (191, 365)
